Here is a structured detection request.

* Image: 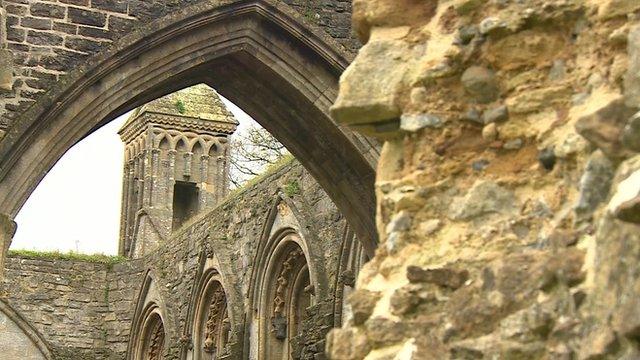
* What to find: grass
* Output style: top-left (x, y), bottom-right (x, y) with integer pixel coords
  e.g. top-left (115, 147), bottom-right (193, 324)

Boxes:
top-left (175, 99), bottom-right (186, 114)
top-left (8, 249), bottom-right (127, 266)
top-left (283, 180), bottom-right (300, 197)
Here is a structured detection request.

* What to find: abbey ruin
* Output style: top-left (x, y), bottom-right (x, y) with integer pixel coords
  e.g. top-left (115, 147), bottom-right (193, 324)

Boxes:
top-left (1, 0), bottom-right (640, 359)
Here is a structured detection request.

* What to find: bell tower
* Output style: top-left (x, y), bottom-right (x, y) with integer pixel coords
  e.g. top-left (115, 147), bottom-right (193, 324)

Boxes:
top-left (118, 85), bottom-right (238, 258)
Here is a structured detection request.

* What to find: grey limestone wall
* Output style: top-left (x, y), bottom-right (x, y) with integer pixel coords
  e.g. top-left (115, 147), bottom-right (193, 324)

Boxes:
top-left (140, 159), bottom-right (349, 358)
top-left (1, 159), bottom-right (356, 359)
top-left (0, 0), bottom-right (357, 131)
top-left (1, 256), bottom-right (145, 359)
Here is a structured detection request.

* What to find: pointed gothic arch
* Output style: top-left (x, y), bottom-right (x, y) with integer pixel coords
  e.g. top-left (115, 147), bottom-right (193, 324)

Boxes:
top-left (247, 194), bottom-right (329, 359)
top-left (0, 299), bottom-right (52, 359)
top-left (128, 271), bottom-right (170, 360)
top-left (0, 0), bottom-right (379, 256)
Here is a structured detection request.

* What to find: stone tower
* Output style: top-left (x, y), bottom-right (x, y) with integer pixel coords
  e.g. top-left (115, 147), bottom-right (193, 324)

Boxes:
top-left (118, 85), bottom-right (238, 258)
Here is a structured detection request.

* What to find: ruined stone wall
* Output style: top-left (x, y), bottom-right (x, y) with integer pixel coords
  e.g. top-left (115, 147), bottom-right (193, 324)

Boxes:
top-left (327, 0), bottom-right (640, 358)
top-left (1, 256), bottom-right (144, 359)
top-left (0, 0), bottom-right (357, 132)
top-left (140, 159), bottom-right (349, 359)
top-left (1, 160), bottom-right (354, 359)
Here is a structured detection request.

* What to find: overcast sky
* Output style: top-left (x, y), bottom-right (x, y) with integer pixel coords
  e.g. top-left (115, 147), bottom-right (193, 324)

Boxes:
top-left (10, 94), bottom-right (256, 255)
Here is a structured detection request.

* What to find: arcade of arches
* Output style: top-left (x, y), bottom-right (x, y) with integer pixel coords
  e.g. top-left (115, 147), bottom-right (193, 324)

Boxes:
top-left (3, 0), bottom-right (640, 359)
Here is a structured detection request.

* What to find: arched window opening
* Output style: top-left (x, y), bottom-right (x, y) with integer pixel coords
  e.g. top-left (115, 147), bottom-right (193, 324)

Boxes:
top-left (260, 238), bottom-right (313, 360)
top-left (192, 271), bottom-right (232, 360)
top-left (135, 310), bottom-right (165, 360)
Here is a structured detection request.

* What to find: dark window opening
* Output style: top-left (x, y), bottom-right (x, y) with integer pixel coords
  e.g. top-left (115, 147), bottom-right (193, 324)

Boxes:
top-left (173, 181), bottom-right (199, 230)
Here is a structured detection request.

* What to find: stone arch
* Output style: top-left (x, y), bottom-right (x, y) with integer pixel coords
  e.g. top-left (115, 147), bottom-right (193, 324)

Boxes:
top-left (247, 195), bottom-right (328, 359)
top-left (0, 0), bottom-right (378, 256)
top-left (257, 231), bottom-right (313, 359)
top-left (128, 271), bottom-right (170, 360)
top-left (190, 137), bottom-right (207, 155)
top-left (176, 138), bottom-right (189, 152)
top-left (158, 135), bottom-right (172, 151)
top-left (0, 299), bottom-right (52, 360)
top-left (208, 143), bottom-right (219, 157)
top-left (332, 225), bottom-right (368, 327)
top-left (189, 267), bottom-right (233, 359)
top-left (134, 305), bottom-right (166, 360)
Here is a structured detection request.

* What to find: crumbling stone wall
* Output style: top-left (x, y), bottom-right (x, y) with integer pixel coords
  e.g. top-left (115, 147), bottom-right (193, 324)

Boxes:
top-left (1, 256), bottom-right (144, 359)
top-left (140, 160), bottom-right (349, 359)
top-left (0, 0), bottom-right (357, 131)
top-left (327, 0), bottom-right (640, 358)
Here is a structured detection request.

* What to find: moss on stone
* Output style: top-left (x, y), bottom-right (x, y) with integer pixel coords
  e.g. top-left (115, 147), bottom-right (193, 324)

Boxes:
top-left (283, 180), bottom-right (301, 197)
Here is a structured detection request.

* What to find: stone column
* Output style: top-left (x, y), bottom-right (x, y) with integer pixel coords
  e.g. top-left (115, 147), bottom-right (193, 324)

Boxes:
top-left (0, 213), bottom-right (16, 280)
top-left (167, 150), bottom-right (177, 208)
top-left (0, 0), bottom-right (13, 92)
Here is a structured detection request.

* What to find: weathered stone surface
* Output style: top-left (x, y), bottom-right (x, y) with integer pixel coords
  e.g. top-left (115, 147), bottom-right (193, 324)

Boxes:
top-left (0, 49), bottom-right (13, 92)
top-left (575, 97), bottom-right (637, 159)
top-left (482, 123), bottom-right (498, 141)
top-left (390, 284), bottom-right (436, 316)
top-left (507, 85), bottom-right (571, 114)
top-left (597, 0), bottom-right (640, 19)
top-left (326, 328), bottom-right (371, 360)
top-left (625, 25), bottom-right (640, 107)
top-left (349, 290), bottom-right (381, 326)
top-left (406, 266), bottom-right (469, 290)
top-left (482, 105), bottom-right (509, 124)
top-left (352, 0), bottom-right (437, 42)
top-left (332, 28), bottom-right (418, 126)
top-left (400, 113), bottom-right (443, 132)
top-left (608, 167), bottom-right (640, 223)
top-left (622, 111), bottom-right (640, 152)
top-left (575, 150), bottom-right (615, 219)
top-left (503, 138), bottom-right (523, 150)
top-left (449, 181), bottom-right (517, 220)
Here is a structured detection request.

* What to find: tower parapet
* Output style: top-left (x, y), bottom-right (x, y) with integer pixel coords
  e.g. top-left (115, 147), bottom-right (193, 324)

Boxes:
top-left (118, 85), bottom-right (238, 258)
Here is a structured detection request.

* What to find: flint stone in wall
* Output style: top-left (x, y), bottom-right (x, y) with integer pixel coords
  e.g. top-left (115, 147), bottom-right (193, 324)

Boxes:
top-left (461, 66), bottom-right (500, 104)
top-left (575, 150), bottom-right (615, 220)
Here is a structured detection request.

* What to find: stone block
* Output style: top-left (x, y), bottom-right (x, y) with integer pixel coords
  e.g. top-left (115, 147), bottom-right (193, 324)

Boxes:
top-left (331, 27), bottom-right (420, 128)
top-left (29, 2), bottom-right (66, 19)
top-left (91, 0), bottom-right (128, 14)
top-left (65, 36), bottom-right (104, 53)
top-left (0, 49), bottom-right (14, 92)
top-left (20, 16), bottom-right (52, 30)
top-left (26, 30), bottom-right (63, 46)
top-left (68, 7), bottom-right (107, 27)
